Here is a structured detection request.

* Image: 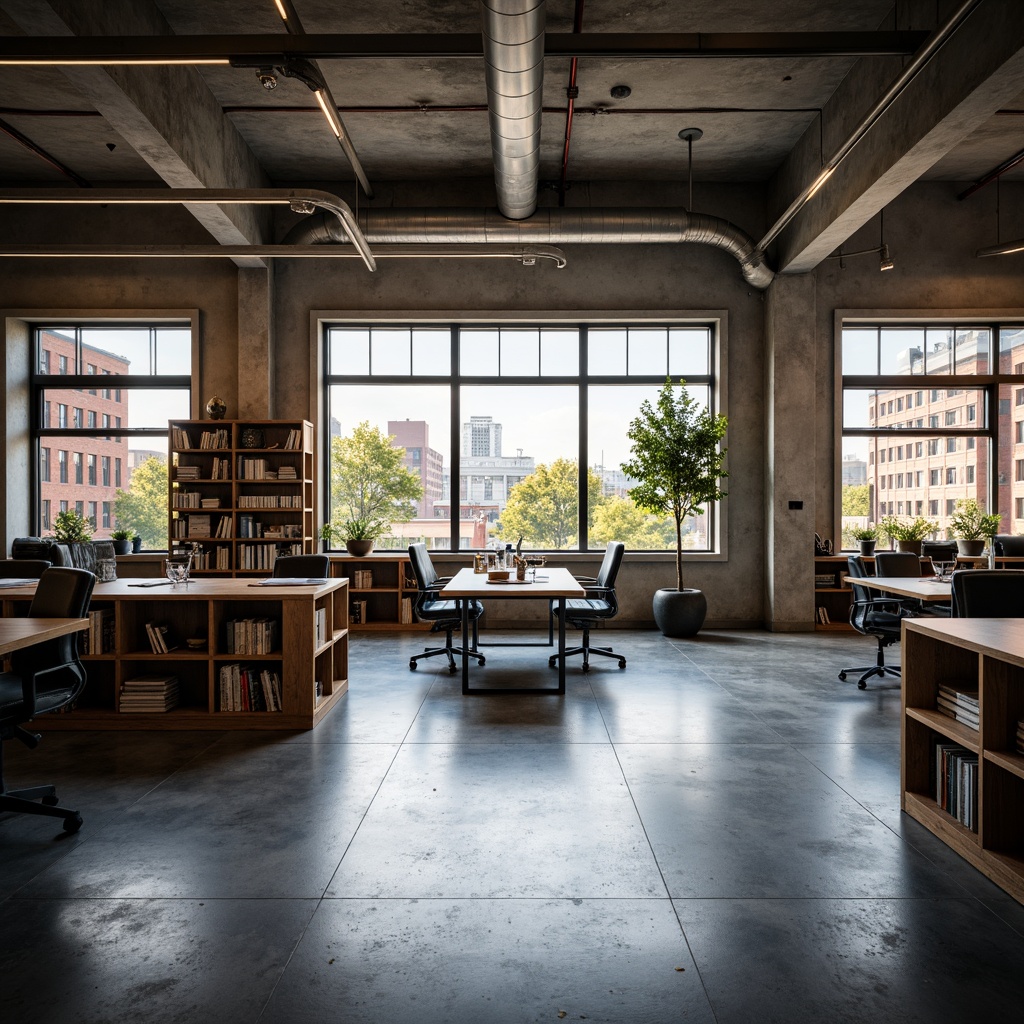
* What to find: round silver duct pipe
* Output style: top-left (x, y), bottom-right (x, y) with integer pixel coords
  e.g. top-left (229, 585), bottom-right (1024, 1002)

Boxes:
top-left (283, 207), bottom-right (775, 289)
top-left (481, 0), bottom-right (546, 220)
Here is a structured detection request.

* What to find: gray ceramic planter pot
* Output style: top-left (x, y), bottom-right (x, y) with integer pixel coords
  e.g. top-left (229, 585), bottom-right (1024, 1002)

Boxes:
top-left (652, 588), bottom-right (708, 638)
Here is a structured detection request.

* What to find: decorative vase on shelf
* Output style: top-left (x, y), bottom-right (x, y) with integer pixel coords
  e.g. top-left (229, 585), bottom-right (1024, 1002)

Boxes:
top-left (345, 539), bottom-right (374, 557)
top-left (132, 535), bottom-right (142, 553)
top-left (205, 396), bottom-right (227, 420)
top-left (240, 427), bottom-right (265, 449)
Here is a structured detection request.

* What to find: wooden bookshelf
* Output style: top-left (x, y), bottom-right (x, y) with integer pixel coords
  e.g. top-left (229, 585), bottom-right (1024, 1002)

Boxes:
top-left (902, 617), bottom-right (1024, 905)
top-left (168, 419), bottom-right (314, 576)
top-left (330, 553), bottom-right (430, 631)
top-left (1, 578), bottom-right (348, 730)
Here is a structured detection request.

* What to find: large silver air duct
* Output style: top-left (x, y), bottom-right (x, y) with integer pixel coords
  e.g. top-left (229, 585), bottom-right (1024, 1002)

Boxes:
top-left (283, 207), bottom-right (775, 289)
top-left (481, 0), bottom-right (546, 220)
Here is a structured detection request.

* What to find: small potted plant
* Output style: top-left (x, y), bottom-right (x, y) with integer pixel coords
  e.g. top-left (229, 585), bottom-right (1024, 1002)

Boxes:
top-left (948, 498), bottom-right (1001, 557)
top-left (340, 515), bottom-right (383, 557)
top-left (851, 524), bottom-right (878, 556)
top-left (880, 514), bottom-right (937, 556)
top-left (110, 526), bottom-right (134, 555)
top-left (49, 507), bottom-right (95, 568)
top-left (319, 522), bottom-right (337, 553)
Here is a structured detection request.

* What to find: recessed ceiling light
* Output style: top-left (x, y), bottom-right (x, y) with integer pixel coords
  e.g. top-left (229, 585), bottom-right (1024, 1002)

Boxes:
top-left (610, 85), bottom-right (631, 99)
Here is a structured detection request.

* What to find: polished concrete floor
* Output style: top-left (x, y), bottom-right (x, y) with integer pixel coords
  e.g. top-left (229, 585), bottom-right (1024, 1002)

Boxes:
top-left (3, 628), bottom-right (1024, 1023)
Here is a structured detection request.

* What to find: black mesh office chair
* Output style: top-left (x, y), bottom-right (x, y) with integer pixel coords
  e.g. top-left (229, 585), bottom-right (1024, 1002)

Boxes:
top-left (873, 550), bottom-right (935, 615)
top-left (549, 541), bottom-right (626, 672)
top-left (407, 543), bottom-right (485, 673)
top-left (994, 535), bottom-right (1024, 557)
top-left (0, 559), bottom-right (51, 579)
top-left (272, 554), bottom-right (330, 578)
top-left (0, 566), bottom-right (95, 834)
top-left (839, 555), bottom-right (904, 689)
top-left (951, 569), bottom-right (1024, 617)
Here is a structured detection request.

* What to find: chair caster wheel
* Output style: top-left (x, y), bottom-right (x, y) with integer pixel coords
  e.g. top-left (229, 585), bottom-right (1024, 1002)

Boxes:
top-left (42, 793), bottom-right (59, 806)
top-left (548, 657), bottom-right (557, 668)
top-left (858, 680), bottom-right (868, 690)
top-left (838, 671), bottom-right (847, 681)
top-left (63, 813), bottom-right (83, 834)
top-left (409, 660), bottom-right (417, 670)
top-left (582, 664), bottom-right (590, 673)
top-left (448, 664), bottom-right (457, 674)
top-left (478, 657), bottom-right (486, 667)
top-left (618, 660), bottom-right (626, 669)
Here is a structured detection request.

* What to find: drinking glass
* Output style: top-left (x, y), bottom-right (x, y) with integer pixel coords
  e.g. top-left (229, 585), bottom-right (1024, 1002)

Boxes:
top-left (165, 557), bottom-right (191, 588)
top-left (933, 560), bottom-right (954, 581)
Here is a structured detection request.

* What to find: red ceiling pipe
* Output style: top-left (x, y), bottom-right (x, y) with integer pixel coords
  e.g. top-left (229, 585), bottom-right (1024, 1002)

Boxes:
top-left (558, 0), bottom-right (585, 206)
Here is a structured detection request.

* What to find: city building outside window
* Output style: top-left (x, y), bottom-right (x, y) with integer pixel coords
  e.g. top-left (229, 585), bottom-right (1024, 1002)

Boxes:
top-left (841, 323), bottom-right (1023, 547)
top-left (40, 447), bottom-right (49, 483)
top-left (31, 322), bottom-right (193, 544)
top-left (324, 321), bottom-right (723, 552)
top-left (41, 499), bottom-right (50, 529)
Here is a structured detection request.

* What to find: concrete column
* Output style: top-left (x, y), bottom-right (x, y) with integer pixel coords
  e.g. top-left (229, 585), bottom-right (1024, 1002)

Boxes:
top-left (236, 267), bottom-right (274, 419)
top-left (764, 273), bottom-right (817, 631)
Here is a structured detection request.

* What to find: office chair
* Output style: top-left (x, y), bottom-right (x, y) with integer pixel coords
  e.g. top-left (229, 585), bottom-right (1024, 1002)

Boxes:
top-left (407, 543), bottom-right (484, 673)
top-left (993, 535), bottom-right (1024, 557)
top-left (873, 550), bottom-right (935, 615)
top-left (10, 537), bottom-right (69, 566)
top-left (549, 541), bottom-right (626, 672)
top-left (951, 569), bottom-right (1024, 617)
top-left (272, 554), bottom-right (330, 578)
top-left (922, 540), bottom-right (959, 562)
top-left (0, 559), bottom-right (50, 579)
top-left (838, 556), bottom-right (904, 689)
top-left (0, 566), bottom-right (95, 834)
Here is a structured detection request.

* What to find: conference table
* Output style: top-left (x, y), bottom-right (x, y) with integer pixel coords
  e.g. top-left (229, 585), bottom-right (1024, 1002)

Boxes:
top-left (440, 566), bottom-right (585, 695)
top-left (0, 617), bottom-right (90, 657)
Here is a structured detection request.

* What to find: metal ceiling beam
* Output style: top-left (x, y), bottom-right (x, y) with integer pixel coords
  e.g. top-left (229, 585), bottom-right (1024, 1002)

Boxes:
top-left (0, 32), bottom-right (930, 64)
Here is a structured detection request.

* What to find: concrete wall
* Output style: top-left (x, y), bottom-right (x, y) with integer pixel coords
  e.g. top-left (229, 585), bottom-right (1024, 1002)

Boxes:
top-left (3, 178), bottom-right (1023, 629)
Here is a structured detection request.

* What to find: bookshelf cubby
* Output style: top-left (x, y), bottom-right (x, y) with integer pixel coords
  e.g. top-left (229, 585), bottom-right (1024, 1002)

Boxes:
top-left (168, 419), bottom-right (314, 576)
top-left (330, 553), bottom-right (427, 630)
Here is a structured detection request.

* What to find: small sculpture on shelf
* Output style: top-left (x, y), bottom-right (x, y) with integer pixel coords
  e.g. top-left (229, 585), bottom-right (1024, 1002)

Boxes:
top-left (205, 396), bottom-right (227, 420)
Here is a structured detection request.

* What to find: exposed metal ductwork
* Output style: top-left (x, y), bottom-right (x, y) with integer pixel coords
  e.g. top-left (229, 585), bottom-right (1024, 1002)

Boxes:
top-left (283, 207), bottom-right (775, 289)
top-left (481, 0), bottom-right (546, 220)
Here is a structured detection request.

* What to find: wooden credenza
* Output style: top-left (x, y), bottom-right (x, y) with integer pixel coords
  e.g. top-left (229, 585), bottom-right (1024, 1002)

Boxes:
top-left (0, 577), bottom-right (348, 730)
top-left (902, 617), bottom-right (1024, 904)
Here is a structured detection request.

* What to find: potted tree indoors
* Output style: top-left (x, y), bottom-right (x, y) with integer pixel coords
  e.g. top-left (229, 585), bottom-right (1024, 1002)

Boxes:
top-left (880, 514), bottom-right (937, 556)
top-left (948, 498), bottom-right (1001, 557)
top-left (329, 421), bottom-right (422, 557)
top-left (621, 378), bottom-right (728, 637)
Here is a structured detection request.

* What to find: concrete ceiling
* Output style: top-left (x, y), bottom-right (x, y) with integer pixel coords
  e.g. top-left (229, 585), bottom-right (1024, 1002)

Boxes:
top-left (0, 0), bottom-right (1022, 272)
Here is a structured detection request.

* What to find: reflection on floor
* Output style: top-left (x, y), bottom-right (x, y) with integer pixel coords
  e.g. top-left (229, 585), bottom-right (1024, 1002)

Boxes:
top-left (3, 629), bottom-right (1024, 1023)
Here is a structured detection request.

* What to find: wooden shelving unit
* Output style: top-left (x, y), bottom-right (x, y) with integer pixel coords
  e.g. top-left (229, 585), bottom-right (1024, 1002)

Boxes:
top-left (330, 553), bottom-right (429, 631)
top-left (902, 617), bottom-right (1024, 905)
top-left (168, 419), bottom-right (314, 576)
top-left (1, 578), bottom-right (348, 730)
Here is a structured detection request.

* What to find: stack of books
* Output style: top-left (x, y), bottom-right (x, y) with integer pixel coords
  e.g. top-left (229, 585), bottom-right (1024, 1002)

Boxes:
top-left (120, 674), bottom-right (179, 713)
top-left (175, 465), bottom-right (201, 481)
top-left (277, 465), bottom-right (297, 480)
top-left (937, 684), bottom-right (980, 731)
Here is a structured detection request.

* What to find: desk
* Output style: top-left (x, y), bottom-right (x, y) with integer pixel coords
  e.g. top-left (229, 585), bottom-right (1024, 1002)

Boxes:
top-left (844, 575), bottom-right (952, 603)
top-left (0, 617), bottom-right (89, 656)
top-left (441, 567), bottom-right (585, 695)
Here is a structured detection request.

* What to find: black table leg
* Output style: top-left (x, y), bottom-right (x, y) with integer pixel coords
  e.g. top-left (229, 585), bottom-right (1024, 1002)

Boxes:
top-left (461, 597), bottom-right (470, 695)
top-left (557, 595), bottom-right (566, 694)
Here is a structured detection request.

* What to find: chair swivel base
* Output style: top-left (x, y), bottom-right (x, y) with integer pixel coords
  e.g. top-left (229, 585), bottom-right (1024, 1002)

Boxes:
top-left (549, 643), bottom-right (626, 673)
top-left (410, 645), bottom-right (485, 674)
top-left (838, 663), bottom-right (901, 690)
top-left (0, 784), bottom-right (82, 833)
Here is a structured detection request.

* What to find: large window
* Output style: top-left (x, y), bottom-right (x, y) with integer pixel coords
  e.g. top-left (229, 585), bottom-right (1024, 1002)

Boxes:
top-left (324, 322), bottom-right (722, 552)
top-left (841, 323), bottom-right (1024, 546)
top-left (32, 323), bottom-right (193, 546)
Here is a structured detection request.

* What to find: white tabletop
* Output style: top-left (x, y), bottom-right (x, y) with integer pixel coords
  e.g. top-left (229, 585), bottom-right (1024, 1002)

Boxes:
top-left (845, 575), bottom-right (952, 602)
top-left (440, 566), bottom-right (585, 599)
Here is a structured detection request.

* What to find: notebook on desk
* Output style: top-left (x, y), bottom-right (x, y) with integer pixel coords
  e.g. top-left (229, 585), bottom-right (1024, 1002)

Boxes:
top-left (249, 578), bottom-right (328, 586)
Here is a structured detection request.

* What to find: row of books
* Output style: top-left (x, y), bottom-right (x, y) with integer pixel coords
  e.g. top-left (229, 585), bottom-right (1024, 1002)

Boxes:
top-left (400, 596), bottom-right (413, 625)
top-left (79, 607), bottom-right (115, 655)
top-left (315, 606), bottom-right (328, 646)
top-left (1017, 718), bottom-right (1024, 757)
top-left (815, 606), bottom-right (833, 624)
top-left (237, 542), bottom-right (303, 570)
top-left (218, 664), bottom-right (282, 712)
top-left (238, 494), bottom-right (304, 509)
top-left (350, 599), bottom-right (368, 624)
top-left (237, 457), bottom-right (274, 479)
top-left (172, 491), bottom-right (203, 508)
top-left (144, 621), bottom-right (179, 654)
top-left (352, 569), bottom-right (374, 589)
top-left (935, 741), bottom-right (979, 832)
top-left (120, 674), bottom-right (179, 713)
top-left (238, 515), bottom-right (301, 539)
top-left (937, 684), bottom-right (979, 731)
top-left (282, 427), bottom-right (304, 450)
top-left (224, 617), bottom-right (280, 656)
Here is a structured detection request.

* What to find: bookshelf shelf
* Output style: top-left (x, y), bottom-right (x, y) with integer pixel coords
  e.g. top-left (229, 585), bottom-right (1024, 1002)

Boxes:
top-left (902, 617), bottom-right (1024, 904)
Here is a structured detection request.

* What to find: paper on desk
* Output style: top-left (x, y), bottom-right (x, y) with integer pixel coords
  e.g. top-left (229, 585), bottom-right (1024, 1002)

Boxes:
top-left (0, 579), bottom-right (39, 588)
top-left (249, 577), bottom-right (328, 586)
